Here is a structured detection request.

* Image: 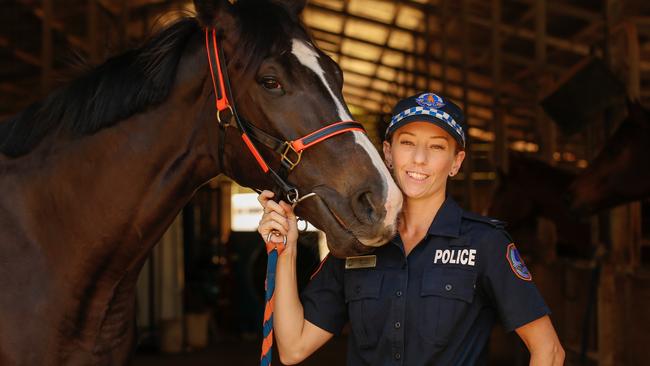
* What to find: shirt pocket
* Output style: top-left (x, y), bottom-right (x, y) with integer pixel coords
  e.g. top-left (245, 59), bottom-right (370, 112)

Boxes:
top-left (344, 271), bottom-right (384, 349)
top-left (418, 267), bottom-right (477, 345)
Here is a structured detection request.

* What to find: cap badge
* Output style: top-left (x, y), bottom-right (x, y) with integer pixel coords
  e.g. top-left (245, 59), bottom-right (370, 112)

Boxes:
top-left (416, 93), bottom-right (445, 109)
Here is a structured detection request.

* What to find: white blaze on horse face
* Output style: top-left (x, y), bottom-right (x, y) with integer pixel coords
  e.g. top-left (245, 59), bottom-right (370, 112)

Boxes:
top-left (290, 39), bottom-right (351, 121)
top-left (291, 39), bottom-right (402, 245)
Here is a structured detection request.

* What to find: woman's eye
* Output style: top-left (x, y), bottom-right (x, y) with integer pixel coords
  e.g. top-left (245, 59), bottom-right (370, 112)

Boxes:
top-left (430, 145), bottom-right (445, 150)
top-left (400, 140), bottom-right (414, 146)
top-left (261, 77), bottom-right (282, 90)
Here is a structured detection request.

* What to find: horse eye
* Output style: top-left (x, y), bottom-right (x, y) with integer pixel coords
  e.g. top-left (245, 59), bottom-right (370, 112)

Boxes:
top-left (261, 77), bottom-right (282, 90)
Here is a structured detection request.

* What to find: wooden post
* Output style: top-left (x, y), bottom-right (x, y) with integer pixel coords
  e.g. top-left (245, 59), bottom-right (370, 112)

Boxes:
top-left (41, 0), bottom-right (53, 95)
top-left (597, 2), bottom-right (641, 365)
top-left (440, 0), bottom-right (448, 94)
top-left (461, 0), bottom-right (475, 210)
top-left (491, 0), bottom-right (508, 173)
top-left (535, 0), bottom-right (557, 164)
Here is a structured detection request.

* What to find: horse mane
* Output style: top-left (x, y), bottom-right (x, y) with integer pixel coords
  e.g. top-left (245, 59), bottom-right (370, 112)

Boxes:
top-left (0, 1), bottom-right (308, 158)
top-left (0, 18), bottom-right (199, 158)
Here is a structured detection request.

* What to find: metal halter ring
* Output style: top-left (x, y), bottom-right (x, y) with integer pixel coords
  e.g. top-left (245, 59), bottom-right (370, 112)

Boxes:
top-left (216, 105), bottom-right (234, 126)
top-left (297, 218), bottom-right (310, 233)
top-left (267, 230), bottom-right (287, 246)
top-left (286, 188), bottom-right (300, 205)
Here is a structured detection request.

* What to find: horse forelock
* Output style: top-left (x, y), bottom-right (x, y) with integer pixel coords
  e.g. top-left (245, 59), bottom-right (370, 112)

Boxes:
top-left (226, 0), bottom-right (307, 95)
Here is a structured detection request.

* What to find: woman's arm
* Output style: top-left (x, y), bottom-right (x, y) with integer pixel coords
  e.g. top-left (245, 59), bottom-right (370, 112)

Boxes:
top-left (257, 191), bottom-right (333, 364)
top-left (515, 315), bottom-right (565, 366)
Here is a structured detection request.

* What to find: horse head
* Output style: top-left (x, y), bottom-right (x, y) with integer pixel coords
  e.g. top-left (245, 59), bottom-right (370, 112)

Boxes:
top-left (568, 100), bottom-right (650, 214)
top-left (192, 0), bottom-right (402, 257)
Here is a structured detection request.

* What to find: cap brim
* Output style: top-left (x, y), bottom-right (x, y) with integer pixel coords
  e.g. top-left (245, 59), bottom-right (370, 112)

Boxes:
top-left (386, 115), bottom-right (464, 147)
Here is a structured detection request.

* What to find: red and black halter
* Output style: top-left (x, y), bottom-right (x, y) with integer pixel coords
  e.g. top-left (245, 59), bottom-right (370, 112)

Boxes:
top-left (204, 28), bottom-right (366, 203)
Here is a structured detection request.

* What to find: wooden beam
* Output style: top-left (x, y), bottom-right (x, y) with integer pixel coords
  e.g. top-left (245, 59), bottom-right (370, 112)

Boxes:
top-left (309, 1), bottom-right (597, 62)
top-left (0, 35), bottom-right (41, 67)
top-left (309, 25), bottom-right (539, 99)
top-left (16, 0), bottom-right (87, 52)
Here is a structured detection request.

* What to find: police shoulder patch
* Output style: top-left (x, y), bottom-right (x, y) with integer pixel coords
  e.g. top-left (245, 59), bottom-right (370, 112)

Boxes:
top-left (505, 243), bottom-right (532, 281)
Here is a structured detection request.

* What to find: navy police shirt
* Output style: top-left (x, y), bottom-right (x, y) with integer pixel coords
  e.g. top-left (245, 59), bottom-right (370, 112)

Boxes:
top-left (300, 196), bottom-right (550, 365)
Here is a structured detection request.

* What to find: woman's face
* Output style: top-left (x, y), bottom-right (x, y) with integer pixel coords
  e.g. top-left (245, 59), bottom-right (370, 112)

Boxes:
top-left (383, 122), bottom-right (465, 201)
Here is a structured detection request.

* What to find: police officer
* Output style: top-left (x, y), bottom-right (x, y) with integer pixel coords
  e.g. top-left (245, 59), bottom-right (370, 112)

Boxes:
top-left (257, 92), bottom-right (565, 365)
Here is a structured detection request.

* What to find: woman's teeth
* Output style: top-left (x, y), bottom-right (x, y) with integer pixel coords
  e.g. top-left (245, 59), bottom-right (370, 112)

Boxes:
top-left (406, 171), bottom-right (428, 180)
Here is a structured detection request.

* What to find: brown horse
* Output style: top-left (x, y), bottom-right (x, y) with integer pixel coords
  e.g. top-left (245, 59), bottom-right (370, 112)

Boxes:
top-left (568, 100), bottom-right (650, 214)
top-left (0, 1), bottom-right (401, 364)
top-left (488, 153), bottom-right (592, 258)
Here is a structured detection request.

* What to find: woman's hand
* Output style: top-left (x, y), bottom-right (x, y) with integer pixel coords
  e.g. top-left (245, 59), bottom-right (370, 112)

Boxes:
top-left (257, 190), bottom-right (299, 256)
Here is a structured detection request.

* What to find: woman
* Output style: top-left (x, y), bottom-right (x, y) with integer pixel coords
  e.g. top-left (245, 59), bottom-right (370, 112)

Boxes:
top-left (257, 92), bottom-right (565, 365)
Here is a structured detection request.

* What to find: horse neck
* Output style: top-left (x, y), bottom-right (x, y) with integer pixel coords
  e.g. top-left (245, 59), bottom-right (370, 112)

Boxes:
top-left (2, 44), bottom-right (220, 350)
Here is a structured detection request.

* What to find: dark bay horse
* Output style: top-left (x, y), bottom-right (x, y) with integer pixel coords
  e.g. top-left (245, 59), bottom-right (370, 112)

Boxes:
top-left (0, 1), bottom-right (401, 364)
top-left (568, 100), bottom-right (650, 213)
top-left (488, 153), bottom-right (592, 258)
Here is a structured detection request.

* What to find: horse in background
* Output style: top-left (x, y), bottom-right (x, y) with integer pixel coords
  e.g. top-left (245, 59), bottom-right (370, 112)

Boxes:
top-left (0, 0), bottom-right (401, 364)
top-left (568, 100), bottom-right (650, 214)
top-left (488, 152), bottom-right (592, 259)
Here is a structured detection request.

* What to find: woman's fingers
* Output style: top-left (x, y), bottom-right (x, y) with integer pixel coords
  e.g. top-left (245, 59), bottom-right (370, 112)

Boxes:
top-left (259, 215), bottom-right (287, 235)
top-left (264, 211), bottom-right (289, 232)
top-left (257, 190), bottom-right (274, 206)
top-left (279, 201), bottom-right (299, 242)
top-left (264, 200), bottom-right (285, 215)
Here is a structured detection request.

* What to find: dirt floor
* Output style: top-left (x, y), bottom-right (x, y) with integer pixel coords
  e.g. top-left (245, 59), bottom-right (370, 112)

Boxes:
top-left (132, 336), bottom-right (347, 366)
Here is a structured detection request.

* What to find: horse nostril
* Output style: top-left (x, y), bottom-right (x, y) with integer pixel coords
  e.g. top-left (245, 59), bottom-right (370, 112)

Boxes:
top-left (351, 190), bottom-right (381, 225)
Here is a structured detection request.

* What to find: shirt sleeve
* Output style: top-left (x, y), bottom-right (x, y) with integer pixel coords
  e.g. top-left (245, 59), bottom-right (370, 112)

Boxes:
top-left (480, 230), bottom-right (551, 332)
top-left (300, 254), bottom-right (348, 335)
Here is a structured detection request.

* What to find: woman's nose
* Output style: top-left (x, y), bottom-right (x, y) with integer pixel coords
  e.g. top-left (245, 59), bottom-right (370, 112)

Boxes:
top-left (413, 145), bottom-right (427, 163)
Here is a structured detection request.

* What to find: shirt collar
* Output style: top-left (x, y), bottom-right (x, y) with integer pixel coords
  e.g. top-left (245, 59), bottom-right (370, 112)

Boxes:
top-left (426, 195), bottom-right (463, 238)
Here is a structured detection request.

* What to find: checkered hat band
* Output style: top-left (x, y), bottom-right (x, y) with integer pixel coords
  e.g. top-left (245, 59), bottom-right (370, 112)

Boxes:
top-left (388, 106), bottom-right (465, 146)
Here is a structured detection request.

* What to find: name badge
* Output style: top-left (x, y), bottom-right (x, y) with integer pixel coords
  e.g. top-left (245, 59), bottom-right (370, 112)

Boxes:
top-left (345, 255), bottom-right (377, 270)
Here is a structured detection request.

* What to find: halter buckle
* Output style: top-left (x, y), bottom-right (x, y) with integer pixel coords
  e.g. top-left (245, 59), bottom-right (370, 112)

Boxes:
top-left (281, 142), bottom-right (302, 170)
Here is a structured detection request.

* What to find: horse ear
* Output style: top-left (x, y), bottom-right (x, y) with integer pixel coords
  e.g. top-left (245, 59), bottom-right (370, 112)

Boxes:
top-left (271, 0), bottom-right (308, 15)
top-left (193, 0), bottom-right (235, 29)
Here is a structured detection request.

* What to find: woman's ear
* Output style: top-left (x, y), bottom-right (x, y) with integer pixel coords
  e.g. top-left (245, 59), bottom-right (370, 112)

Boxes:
top-left (451, 150), bottom-right (466, 175)
top-left (382, 140), bottom-right (393, 168)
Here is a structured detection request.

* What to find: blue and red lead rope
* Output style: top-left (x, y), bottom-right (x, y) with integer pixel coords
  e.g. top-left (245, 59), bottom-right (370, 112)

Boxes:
top-left (261, 237), bottom-right (286, 366)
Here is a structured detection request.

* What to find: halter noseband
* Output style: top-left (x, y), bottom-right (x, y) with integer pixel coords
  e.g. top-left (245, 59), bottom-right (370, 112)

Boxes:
top-left (204, 28), bottom-right (366, 204)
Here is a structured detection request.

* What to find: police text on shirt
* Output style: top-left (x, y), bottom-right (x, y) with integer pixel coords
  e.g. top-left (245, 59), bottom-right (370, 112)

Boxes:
top-left (433, 249), bottom-right (476, 266)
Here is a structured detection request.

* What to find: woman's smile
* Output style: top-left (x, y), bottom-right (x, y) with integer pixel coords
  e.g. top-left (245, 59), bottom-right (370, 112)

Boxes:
top-left (405, 170), bottom-right (430, 181)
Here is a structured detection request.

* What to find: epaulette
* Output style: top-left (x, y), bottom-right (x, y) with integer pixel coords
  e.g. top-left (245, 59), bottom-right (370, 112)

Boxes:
top-left (462, 210), bottom-right (507, 230)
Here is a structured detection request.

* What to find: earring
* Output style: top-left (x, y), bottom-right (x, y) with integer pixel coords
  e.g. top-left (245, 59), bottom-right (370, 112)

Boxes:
top-left (449, 172), bottom-right (455, 177)
top-left (387, 162), bottom-right (393, 169)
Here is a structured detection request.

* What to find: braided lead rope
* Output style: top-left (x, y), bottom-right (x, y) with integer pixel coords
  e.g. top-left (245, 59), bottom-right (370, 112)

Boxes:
top-left (260, 192), bottom-right (317, 366)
